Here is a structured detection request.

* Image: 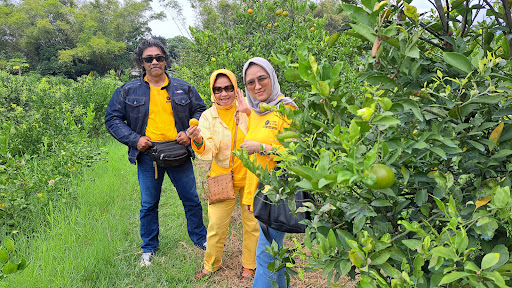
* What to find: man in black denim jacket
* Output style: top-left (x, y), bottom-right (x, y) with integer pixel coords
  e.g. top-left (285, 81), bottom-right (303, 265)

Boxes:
top-left (105, 39), bottom-right (207, 266)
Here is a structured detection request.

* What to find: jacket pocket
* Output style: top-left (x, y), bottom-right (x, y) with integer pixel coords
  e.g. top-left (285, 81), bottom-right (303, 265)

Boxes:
top-left (125, 97), bottom-right (146, 117)
top-left (173, 95), bottom-right (190, 106)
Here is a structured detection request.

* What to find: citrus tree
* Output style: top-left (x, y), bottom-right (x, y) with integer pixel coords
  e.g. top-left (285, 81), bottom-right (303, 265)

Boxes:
top-left (172, 0), bottom-right (354, 104)
top-left (237, 0), bottom-right (512, 287)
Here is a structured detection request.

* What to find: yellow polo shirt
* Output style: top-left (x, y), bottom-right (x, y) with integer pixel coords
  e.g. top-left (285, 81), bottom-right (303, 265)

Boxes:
top-left (145, 76), bottom-right (178, 141)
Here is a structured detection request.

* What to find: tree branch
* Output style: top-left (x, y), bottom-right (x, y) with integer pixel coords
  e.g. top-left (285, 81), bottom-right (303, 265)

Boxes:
top-left (483, 0), bottom-right (504, 25)
top-left (459, 0), bottom-right (470, 36)
top-left (391, 212), bottom-right (444, 242)
top-left (420, 36), bottom-right (445, 50)
top-left (434, 0), bottom-right (449, 34)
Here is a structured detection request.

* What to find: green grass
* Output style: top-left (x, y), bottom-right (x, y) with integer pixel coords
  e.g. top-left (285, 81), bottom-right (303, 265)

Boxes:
top-left (1, 140), bottom-right (208, 287)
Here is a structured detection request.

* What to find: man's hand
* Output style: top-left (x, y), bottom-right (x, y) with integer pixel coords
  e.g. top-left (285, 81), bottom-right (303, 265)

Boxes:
top-left (137, 136), bottom-right (152, 152)
top-left (245, 205), bottom-right (253, 214)
top-left (176, 131), bottom-right (191, 146)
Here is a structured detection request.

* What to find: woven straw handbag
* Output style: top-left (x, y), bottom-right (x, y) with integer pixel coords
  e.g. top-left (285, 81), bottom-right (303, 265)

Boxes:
top-left (204, 111), bottom-right (239, 204)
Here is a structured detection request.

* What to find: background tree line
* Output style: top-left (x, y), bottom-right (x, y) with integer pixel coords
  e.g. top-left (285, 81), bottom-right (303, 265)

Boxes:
top-left (0, 0), bottom-right (163, 79)
top-left (0, 0), bottom-right (349, 80)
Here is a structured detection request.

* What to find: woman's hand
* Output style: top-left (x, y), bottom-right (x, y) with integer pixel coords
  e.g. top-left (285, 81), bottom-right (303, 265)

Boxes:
top-left (240, 140), bottom-right (265, 155)
top-left (186, 126), bottom-right (203, 143)
top-left (236, 89), bottom-right (251, 115)
top-left (245, 205), bottom-right (253, 214)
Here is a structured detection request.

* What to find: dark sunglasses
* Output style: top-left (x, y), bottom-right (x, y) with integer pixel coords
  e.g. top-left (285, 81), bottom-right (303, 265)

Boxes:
top-left (213, 85), bottom-right (235, 94)
top-left (142, 55), bottom-right (166, 63)
top-left (245, 75), bottom-right (269, 88)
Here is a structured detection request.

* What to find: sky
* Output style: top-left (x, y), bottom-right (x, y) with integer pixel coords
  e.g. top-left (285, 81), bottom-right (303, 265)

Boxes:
top-left (149, 0), bottom-right (195, 39)
top-left (147, 1), bottom-right (453, 39)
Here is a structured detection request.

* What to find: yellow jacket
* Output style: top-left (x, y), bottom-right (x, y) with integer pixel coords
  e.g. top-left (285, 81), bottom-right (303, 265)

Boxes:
top-left (194, 106), bottom-right (248, 168)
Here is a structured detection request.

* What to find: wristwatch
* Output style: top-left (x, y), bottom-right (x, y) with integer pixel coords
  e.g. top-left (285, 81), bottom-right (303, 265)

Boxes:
top-left (259, 143), bottom-right (266, 155)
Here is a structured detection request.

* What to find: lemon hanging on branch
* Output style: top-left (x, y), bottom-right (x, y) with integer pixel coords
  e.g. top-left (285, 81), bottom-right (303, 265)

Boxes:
top-left (365, 164), bottom-right (395, 190)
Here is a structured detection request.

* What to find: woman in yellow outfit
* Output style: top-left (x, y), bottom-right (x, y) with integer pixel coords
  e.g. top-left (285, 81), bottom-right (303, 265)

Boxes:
top-left (187, 69), bottom-right (259, 281)
top-left (238, 57), bottom-right (297, 288)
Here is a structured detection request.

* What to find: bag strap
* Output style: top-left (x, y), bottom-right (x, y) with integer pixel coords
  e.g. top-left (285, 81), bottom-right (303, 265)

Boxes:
top-left (229, 110), bottom-right (239, 168)
top-left (260, 222), bottom-right (272, 243)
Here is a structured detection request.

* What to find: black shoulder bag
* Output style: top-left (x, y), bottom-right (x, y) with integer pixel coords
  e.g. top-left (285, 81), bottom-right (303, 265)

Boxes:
top-left (253, 171), bottom-right (312, 241)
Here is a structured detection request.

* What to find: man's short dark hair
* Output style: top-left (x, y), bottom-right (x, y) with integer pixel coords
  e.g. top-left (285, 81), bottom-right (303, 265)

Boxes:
top-left (134, 39), bottom-right (170, 68)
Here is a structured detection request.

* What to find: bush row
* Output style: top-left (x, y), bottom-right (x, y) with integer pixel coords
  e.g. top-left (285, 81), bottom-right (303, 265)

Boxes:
top-left (0, 71), bottom-right (120, 233)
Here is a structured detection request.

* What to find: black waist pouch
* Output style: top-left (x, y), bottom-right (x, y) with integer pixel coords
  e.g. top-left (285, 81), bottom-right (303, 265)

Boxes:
top-left (146, 140), bottom-right (189, 168)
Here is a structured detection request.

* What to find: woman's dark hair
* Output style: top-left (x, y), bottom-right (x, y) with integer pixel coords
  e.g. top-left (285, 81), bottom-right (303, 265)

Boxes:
top-left (133, 39), bottom-right (170, 68)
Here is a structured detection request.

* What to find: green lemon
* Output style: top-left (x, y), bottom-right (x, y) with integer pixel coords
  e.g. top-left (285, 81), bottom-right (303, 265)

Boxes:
top-left (366, 164), bottom-right (395, 190)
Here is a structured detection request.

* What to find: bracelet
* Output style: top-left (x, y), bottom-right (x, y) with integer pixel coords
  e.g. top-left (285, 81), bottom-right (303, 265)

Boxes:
top-left (194, 140), bottom-right (203, 147)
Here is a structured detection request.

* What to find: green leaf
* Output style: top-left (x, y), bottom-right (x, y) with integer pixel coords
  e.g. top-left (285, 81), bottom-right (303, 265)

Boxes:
top-left (327, 32), bottom-right (341, 48)
top-left (433, 196), bottom-right (446, 214)
top-left (371, 199), bottom-right (392, 207)
top-left (365, 75), bottom-right (397, 88)
top-left (339, 260), bottom-right (352, 275)
top-left (464, 95), bottom-right (504, 105)
top-left (343, 5), bottom-right (371, 26)
top-left (443, 52), bottom-right (473, 73)
top-left (284, 68), bottom-right (301, 82)
top-left (431, 246), bottom-right (458, 260)
top-left (402, 239), bottom-right (422, 250)
top-left (349, 23), bottom-right (376, 43)
top-left (438, 272), bottom-right (471, 285)
top-left (0, 247), bottom-right (8, 261)
top-left (2, 261), bottom-right (17, 274)
top-left (377, 97), bottom-right (393, 111)
top-left (467, 140), bottom-right (485, 151)
top-left (430, 147), bottom-right (447, 160)
top-left (369, 250), bottom-right (391, 265)
top-left (490, 245), bottom-right (509, 270)
top-left (464, 261), bottom-right (480, 272)
top-left (327, 229), bottom-right (337, 248)
top-left (289, 166), bottom-right (319, 180)
top-left (318, 81), bottom-right (330, 97)
top-left (405, 46), bottom-right (420, 58)
top-left (491, 149), bottom-right (512, 159)
top-left (17, 259), bottom-right (27, 270)
top-left (372, 115), bottom-right (400, 126)
top-left (481, 253), bottom-right (500, 270)
top-left (5, 239), bottom-right (14, 254)
top-left (401, 99), bottom-right (424, 121)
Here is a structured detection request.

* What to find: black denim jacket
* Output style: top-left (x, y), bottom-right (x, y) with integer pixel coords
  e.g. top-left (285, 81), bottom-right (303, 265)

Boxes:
top-left (105, 73), bottom-right (206, 164)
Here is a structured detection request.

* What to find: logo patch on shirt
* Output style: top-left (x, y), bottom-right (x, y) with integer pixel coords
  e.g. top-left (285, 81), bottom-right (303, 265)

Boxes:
top-left (263, 120), bottom-right (278, 130)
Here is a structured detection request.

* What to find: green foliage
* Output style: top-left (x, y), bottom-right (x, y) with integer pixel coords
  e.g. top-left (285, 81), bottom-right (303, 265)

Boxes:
top-left (235, 1), bottom-right (512, 287)
top-left (0, 237), bottom-right (26, 280)
top-left (172, 0), bottom-right (348, 103)
top-left (0, 0), bottom-right (160, 78)
top-left (0, 71), bottom-right (118, 233)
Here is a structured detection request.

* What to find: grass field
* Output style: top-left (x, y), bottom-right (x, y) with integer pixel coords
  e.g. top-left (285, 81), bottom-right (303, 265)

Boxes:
top-left (1, 140), bottom-right (351, 287)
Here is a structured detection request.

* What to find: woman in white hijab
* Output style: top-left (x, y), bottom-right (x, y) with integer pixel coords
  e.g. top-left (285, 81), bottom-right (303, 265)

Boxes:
top-left (239, 57), bottom-right (297, 288)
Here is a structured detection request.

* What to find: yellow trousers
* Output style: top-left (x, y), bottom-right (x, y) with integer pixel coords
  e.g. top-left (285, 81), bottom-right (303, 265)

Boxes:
top-left (203, 186), bottom-right (259, 272)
